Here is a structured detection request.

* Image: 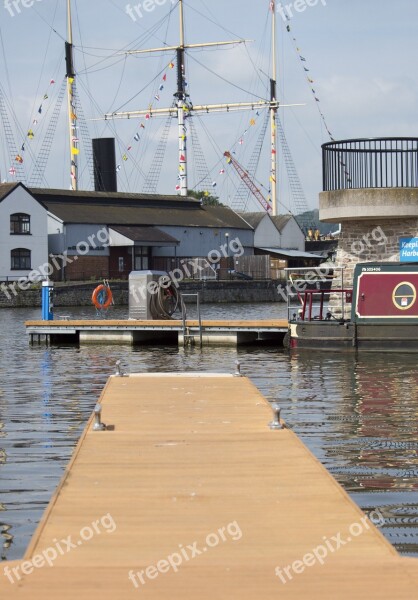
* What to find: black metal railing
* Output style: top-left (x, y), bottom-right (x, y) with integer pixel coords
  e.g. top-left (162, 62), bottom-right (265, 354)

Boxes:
top-left (322, 138), bottom-right (418, 191)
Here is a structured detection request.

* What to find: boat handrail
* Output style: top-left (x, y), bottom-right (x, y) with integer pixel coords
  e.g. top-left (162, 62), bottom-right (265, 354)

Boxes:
top-left (290, 288), bottom-right (353, 322)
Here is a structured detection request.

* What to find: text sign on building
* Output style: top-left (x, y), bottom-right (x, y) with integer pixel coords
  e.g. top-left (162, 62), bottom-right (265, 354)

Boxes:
top-left (400, 238), bottom-right (418, 262)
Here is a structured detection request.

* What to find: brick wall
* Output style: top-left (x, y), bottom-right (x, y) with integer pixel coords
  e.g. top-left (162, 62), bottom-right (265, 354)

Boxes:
top-left (65, 256), bottom-right (109, 281)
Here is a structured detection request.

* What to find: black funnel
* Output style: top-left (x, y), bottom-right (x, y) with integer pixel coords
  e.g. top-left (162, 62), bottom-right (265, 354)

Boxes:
top-left (93, 138), bottom-right (117, 192)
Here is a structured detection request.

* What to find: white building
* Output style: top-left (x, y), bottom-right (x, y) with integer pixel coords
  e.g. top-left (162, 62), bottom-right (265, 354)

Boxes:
top-left (237, 212), bottom-right (321, 268)
top-left (237, 212), bottom-right (305, 251)
top-left (0, 183), bottom-right (48, 281)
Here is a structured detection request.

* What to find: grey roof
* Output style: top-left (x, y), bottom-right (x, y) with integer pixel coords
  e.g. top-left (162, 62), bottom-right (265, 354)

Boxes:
top-left (30, 187), bottom-right (200, 207)
top-left (109, 226), bottom-right (179, 246)
top-left (237, 212), bottom-right (299, 234)
top-left (236, 212), bottom-right (267, 229)
top-left (29, 188), bottom-right (252, 230)
top-left (270, 214), bottom-right (295, 233)
top-left (257, 248), bottom-right (323, 260)
top-left (0, 182), bottom-right (47, 209)
top-left (0, 183), bottom-right (19, 200)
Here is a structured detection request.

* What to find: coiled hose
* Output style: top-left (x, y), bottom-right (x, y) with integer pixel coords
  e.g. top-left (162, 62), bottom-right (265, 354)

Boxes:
top-left (149, 283), bottom-right (181, 320)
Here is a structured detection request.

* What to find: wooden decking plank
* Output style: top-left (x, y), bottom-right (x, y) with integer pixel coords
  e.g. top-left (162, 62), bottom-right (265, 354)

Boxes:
top-left (1, 374), bottom-right (416, 598)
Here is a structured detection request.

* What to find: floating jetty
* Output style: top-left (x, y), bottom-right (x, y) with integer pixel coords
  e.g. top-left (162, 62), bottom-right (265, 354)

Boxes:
top-left (25, 319), bottom-right (288, 346)
top-left (1, 371), bottom-right (417, 598)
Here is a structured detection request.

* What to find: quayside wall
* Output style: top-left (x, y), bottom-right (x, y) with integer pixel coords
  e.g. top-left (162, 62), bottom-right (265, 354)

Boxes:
top-left (0, 280), bottom-right (286, 309)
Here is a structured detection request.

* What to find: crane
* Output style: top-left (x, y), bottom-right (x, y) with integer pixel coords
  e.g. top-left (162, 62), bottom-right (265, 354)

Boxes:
top-left (223, 151), bottom-right (272, 213)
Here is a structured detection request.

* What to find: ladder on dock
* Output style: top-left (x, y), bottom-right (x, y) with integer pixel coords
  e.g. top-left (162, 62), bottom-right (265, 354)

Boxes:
top-left (181, 292), bottom-right (203, 347)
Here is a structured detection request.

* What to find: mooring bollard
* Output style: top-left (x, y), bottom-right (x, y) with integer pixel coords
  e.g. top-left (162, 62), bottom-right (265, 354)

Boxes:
top-left (234, 360), bottom-right (242, 377)
top-left (269, 402), bottom-right (282, 430)
top-left (93, 403), bottom-right (106, 431)
top-left (115, 360), bottom-right (124, 377)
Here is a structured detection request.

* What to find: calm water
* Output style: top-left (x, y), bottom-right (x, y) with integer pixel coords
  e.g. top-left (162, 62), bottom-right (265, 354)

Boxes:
top-left (1, 304), bottom-right (417, 560)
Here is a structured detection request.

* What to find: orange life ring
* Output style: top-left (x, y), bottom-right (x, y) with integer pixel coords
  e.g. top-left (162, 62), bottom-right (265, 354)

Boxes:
top-left (92, 284), bottom-right (113, 309)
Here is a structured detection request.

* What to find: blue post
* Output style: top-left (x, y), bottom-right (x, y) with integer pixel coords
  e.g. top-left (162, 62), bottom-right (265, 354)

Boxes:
top-left (42, 280), bottom-right (54, 321)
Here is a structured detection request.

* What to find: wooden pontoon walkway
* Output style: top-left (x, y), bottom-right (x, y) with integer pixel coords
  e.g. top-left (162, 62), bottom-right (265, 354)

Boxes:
top-left (1, 373), bottom-right (417, 598)
top-left (25, 319), bottom-right (288, 345)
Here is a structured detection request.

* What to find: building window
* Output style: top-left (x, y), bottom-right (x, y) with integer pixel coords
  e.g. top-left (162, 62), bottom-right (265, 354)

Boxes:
top-left (11, 248), bottom-right (31, 270)
top-left (134, 246), bottom-right (149, 270)
top-left (10, 213), bottom-right (31, 235)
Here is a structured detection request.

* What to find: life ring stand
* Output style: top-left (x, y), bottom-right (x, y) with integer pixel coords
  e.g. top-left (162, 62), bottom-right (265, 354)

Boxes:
top-left (92, 284), bottom-right (113, 310)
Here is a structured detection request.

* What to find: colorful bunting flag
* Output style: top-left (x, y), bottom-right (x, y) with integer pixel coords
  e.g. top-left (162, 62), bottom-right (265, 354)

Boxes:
top-left (15, 155), bottom-right (23, 163)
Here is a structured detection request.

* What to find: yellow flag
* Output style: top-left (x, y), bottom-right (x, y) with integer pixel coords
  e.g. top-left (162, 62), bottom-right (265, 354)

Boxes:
top-left (71, 147), bottom-right (80, 155)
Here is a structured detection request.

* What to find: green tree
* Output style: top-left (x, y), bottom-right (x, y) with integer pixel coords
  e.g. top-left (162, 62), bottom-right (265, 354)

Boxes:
top-left (187, 189), bottom-right (222, 206)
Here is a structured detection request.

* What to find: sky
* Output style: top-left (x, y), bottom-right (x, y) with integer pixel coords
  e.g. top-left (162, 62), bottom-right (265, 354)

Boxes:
top-left (0, 0), bottom-right (417, 214)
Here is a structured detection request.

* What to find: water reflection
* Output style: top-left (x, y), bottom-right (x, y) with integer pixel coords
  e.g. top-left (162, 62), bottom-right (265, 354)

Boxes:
top-left (0, 307), bottom-right (417, 559)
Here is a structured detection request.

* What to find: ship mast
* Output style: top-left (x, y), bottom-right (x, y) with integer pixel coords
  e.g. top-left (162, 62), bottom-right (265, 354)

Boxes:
top-left (176, 0), bottom-right (187, 196)
top-left (270, 1), bottom-right (278, 215)
top-left (102, 1), bottom-right (301, 208)
top-left (66, 0), bottom-right (77, 190)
